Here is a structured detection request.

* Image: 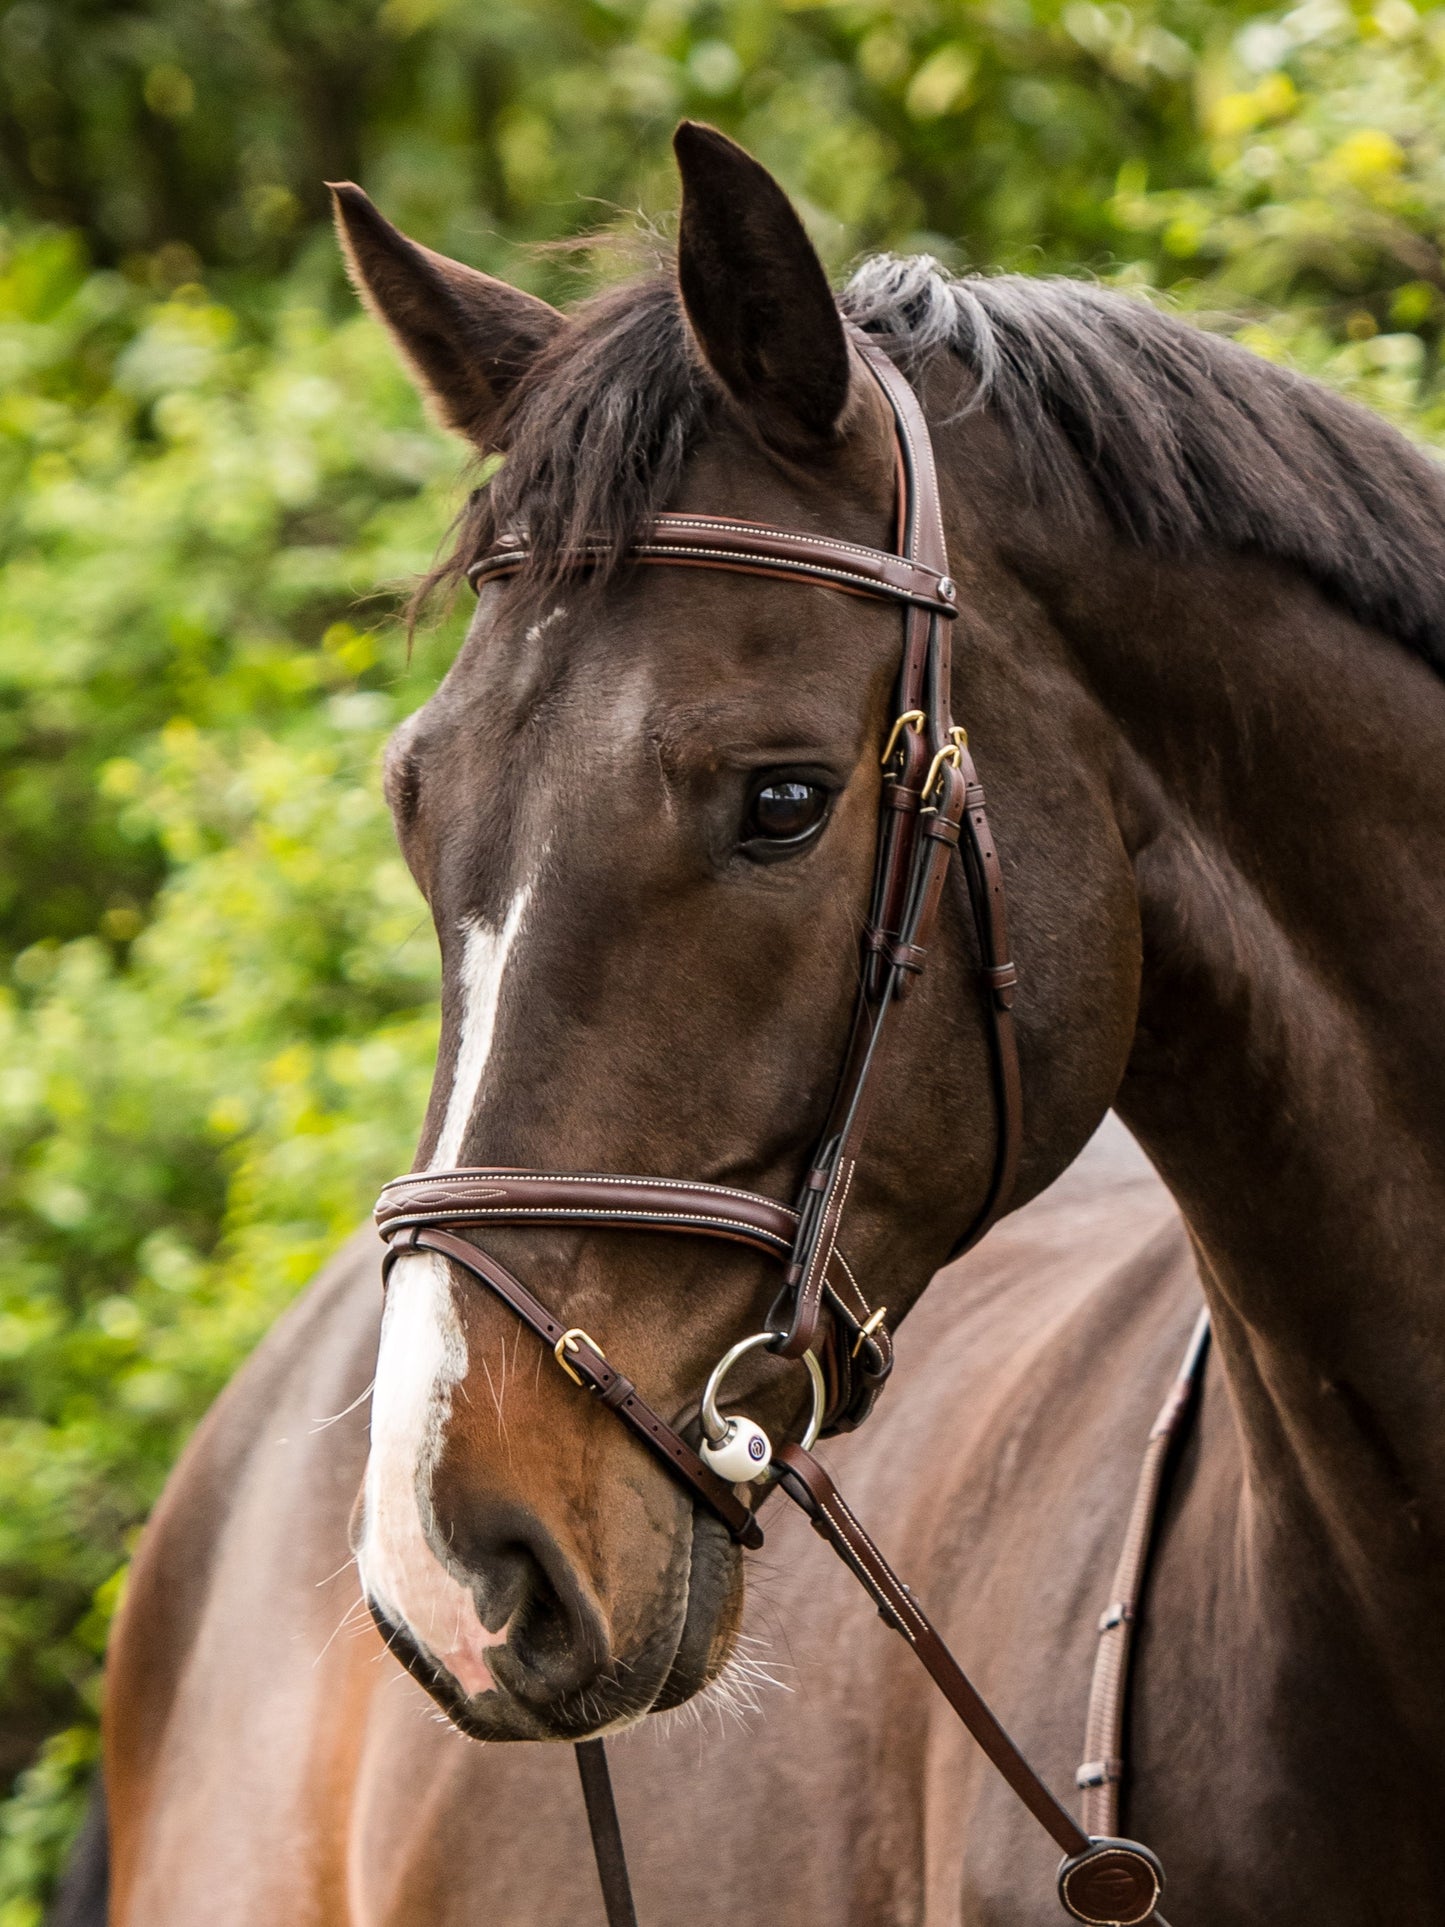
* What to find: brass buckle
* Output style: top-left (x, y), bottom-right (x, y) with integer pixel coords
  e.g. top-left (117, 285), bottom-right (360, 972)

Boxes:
top-left (920, 742), bottom-right (962, 804)
top-left (554, 1327), bottom-right (605, 1387)
top-left (851, 1306), bottom-right (888, 1359)
top-left (879, 709), bottom-right (925, 769)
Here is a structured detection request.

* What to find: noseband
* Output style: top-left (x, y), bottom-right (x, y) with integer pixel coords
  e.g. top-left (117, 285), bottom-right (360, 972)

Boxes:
top-left (375, 331), bottom-right (1182, 1926)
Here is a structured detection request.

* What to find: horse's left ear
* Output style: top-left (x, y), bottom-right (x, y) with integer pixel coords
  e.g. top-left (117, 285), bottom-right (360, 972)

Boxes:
top-left (673, 122), bottom-right (852, 457)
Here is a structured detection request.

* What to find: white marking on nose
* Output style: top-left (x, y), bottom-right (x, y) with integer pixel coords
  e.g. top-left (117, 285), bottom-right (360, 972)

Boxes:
top-left (360, 884), bottom-right (533, 1695)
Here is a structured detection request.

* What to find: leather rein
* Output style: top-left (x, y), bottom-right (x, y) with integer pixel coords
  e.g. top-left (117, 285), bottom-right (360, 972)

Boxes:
top-left (374, 331), bottom-right (1183, 1927)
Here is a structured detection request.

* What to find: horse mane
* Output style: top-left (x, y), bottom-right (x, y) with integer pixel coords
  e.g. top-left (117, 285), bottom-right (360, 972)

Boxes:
top-left (424, 258), bottom-right (1445, 673)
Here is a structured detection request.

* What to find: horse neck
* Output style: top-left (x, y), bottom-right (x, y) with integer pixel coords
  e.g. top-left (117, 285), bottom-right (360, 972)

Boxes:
top-left (1057, 532), bottom-right (1445, 1699)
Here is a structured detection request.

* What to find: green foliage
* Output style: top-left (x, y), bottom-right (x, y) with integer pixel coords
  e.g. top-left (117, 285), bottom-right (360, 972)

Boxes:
top-left (0, 226), bottom-right (457, 1900)
top-left (1119, 0), bottom-right (1445, 344)
top-left (2, 0), bottom-right (1445, 1914)
top-left (3, 0), bottom-right (1255, 280)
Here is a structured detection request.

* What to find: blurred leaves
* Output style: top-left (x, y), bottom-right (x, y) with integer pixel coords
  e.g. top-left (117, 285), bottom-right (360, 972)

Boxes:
top-left (0, 225), bottom-right (452, 1898)
top-left (1, 0), bottom-right (1248, 277)
top-left (1116, 0), bottom-right (1445, 341)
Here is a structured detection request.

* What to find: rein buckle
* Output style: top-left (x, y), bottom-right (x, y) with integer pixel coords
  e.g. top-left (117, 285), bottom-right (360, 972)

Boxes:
top-left (554, 1327), bottom-right (606, 1387)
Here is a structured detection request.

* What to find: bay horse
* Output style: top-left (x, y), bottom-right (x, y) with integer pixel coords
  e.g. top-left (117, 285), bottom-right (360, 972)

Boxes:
top-left (91, 121), bottom-right (1445, 1925)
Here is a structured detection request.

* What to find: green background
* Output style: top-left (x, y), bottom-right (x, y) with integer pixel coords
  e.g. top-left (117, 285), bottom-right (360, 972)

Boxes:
top-left (2, 0), bottom-right (1444, 1912)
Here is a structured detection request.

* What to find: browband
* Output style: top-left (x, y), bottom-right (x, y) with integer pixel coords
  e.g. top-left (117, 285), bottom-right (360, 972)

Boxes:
top-left (467, 512), bottom-right (962, 616)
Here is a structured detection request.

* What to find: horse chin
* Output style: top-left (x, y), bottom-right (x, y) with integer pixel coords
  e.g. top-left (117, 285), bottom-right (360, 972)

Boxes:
top-left (364, 1508), bottom-right (744, 1741)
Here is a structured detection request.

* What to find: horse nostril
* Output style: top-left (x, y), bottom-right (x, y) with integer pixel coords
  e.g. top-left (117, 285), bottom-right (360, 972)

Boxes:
top-left (448, 1502), bottom-right (608, 1704)
top-left (507, 1548), bottom-right (593, 1692)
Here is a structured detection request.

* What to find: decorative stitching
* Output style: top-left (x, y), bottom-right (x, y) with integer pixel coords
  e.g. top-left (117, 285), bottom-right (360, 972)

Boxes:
top-left (652, 517), bottom-right (944, 574)
top-left (470, 547), bottom-right (952, 610)
top-left (830, 1250), bottom-right (873, 1320)
top-left (630, 548), bottom-right (947, 603)
top-left (825, 1486), bottom-right (929, 1641)
top-left (813, 1491), bottom-right (920, 1645)
top-left (471, 521), bottom-right (944, 578)
top-left (383, 1206), bottom-right (792, 1248)
top-left (380, 1170), bottom-right (792, 1211)
top-left (801, 1159), bottom-right (855, 1320)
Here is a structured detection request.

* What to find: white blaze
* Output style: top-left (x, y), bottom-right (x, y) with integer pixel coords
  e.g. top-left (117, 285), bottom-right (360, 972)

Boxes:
top-left (433, 891), bottom-right (532, 1168)
top-left (358, 888), bottom-right (532, 1696)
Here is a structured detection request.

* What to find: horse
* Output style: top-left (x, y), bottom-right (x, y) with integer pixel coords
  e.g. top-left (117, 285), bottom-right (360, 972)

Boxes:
top-left (90, 121), bottom-right (1445, 1924)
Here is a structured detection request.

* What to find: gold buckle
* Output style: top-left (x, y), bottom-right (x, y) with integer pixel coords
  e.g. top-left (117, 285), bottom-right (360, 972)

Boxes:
top-left (879, 710), bottom-right (925, 769)
top-left (554, 1327), bottom-right (605, 1387)
top-left (851, 1306), bottom-right (888, 1359)
top-left (920, 743), bottom-right (962, 804)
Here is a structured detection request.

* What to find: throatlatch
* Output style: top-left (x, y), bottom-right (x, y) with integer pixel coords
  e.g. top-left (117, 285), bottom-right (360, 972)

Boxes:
top-left (376, 327), bottom-right (1177, 1927)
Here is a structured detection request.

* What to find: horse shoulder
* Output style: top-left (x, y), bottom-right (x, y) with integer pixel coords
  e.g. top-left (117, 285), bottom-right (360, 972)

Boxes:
top-left (106, 1226), bottom-right (385, 1924)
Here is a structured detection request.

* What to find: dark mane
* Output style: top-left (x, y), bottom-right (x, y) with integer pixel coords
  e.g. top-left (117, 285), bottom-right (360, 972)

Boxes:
top-left (426, 257), bottom-right (1445, 672)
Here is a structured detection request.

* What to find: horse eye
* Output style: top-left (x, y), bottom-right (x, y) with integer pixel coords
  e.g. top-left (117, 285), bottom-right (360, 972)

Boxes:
top-left (743, 779), bottom-right (830, 849)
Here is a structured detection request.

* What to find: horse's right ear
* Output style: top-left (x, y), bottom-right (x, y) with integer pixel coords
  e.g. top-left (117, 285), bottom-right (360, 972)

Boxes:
top-left (328, 183), bottom-right (563, 446)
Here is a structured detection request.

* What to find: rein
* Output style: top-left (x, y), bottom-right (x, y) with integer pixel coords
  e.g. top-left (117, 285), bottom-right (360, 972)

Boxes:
top-left (375, 331), bottom-right (1189, 1926)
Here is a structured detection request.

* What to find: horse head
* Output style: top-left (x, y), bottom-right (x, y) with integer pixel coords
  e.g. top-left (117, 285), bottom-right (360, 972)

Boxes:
top-left (332, 125), bottom-right (1141, 1742)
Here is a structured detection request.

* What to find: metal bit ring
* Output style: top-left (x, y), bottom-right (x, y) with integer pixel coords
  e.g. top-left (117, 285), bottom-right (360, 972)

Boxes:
top-left (700, 1330), bottom-right (826, 1451)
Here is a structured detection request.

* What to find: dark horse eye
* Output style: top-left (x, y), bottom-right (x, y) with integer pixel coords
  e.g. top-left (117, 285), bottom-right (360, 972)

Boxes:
top-left (743, 779), bottom-right (830, 849)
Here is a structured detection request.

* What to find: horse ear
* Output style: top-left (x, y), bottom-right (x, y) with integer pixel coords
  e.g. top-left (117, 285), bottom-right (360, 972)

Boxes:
top-left (328, 183), bottom-right (563, 446)
top-left (672, 122), bottom-right (851, 456)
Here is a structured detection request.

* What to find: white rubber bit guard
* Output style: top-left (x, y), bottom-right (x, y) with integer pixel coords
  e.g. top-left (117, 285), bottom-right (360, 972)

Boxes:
top-left (699, 1416), bottom-right (773, 1484)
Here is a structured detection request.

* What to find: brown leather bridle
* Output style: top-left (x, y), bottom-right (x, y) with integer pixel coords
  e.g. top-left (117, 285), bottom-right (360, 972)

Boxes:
top-left (374, 331), bottom-right (1175, 1926)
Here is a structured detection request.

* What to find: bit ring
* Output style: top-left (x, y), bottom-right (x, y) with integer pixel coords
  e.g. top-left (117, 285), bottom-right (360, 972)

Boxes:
top-left (700, 1330), bottom-right (826, 1452)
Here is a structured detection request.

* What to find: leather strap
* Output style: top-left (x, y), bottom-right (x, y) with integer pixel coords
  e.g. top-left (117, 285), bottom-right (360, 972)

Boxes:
top-left (469, 513), bottom-right (960, 616)
top-left (377, 1169), bottom-right (799, 1257)
top-left (773, 1443), bottom-right (1172, 1923)
top-left (772, 331), bottom-right (1016, 1359)
top-left (1079, 1311), bottom-right (1212, 1836)
top-left (773, 1441), bottom-right (1090, 1856)
top-left (574, 1740), bottom-right (638, 1927)
top-left (948, 737), bottom-right (1023, 1254)
top-left (382, 1223), bottom-right (764, 1549)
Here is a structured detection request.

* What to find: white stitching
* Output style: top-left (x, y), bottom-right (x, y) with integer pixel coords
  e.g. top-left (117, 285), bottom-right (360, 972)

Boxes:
top-left (381, 1206), bottom-right (792, 1248)
top-left (830, 1251), bottom-right (872, 1320)
top-left (471, 547), bottom-right (949, 607)
top-left (801, 1159), bottom-right (855, 1316)
top-left (382, 1171), bottom-right (793, 1212)
top-left (473, 522), bottom-right (943, 578)
top-left (825, 1487), bottom-right (930, 1640)
top-left (653, 517), bottom-right (938, 571)
top-left (813, 1492), bottom-right (920, 1644)
top-left (632, 548), bottom-right (943, 602)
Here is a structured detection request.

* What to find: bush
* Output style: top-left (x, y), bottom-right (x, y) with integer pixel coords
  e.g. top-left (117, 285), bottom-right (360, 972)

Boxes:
top-left (0, 225), bottom-right (459, 1905)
